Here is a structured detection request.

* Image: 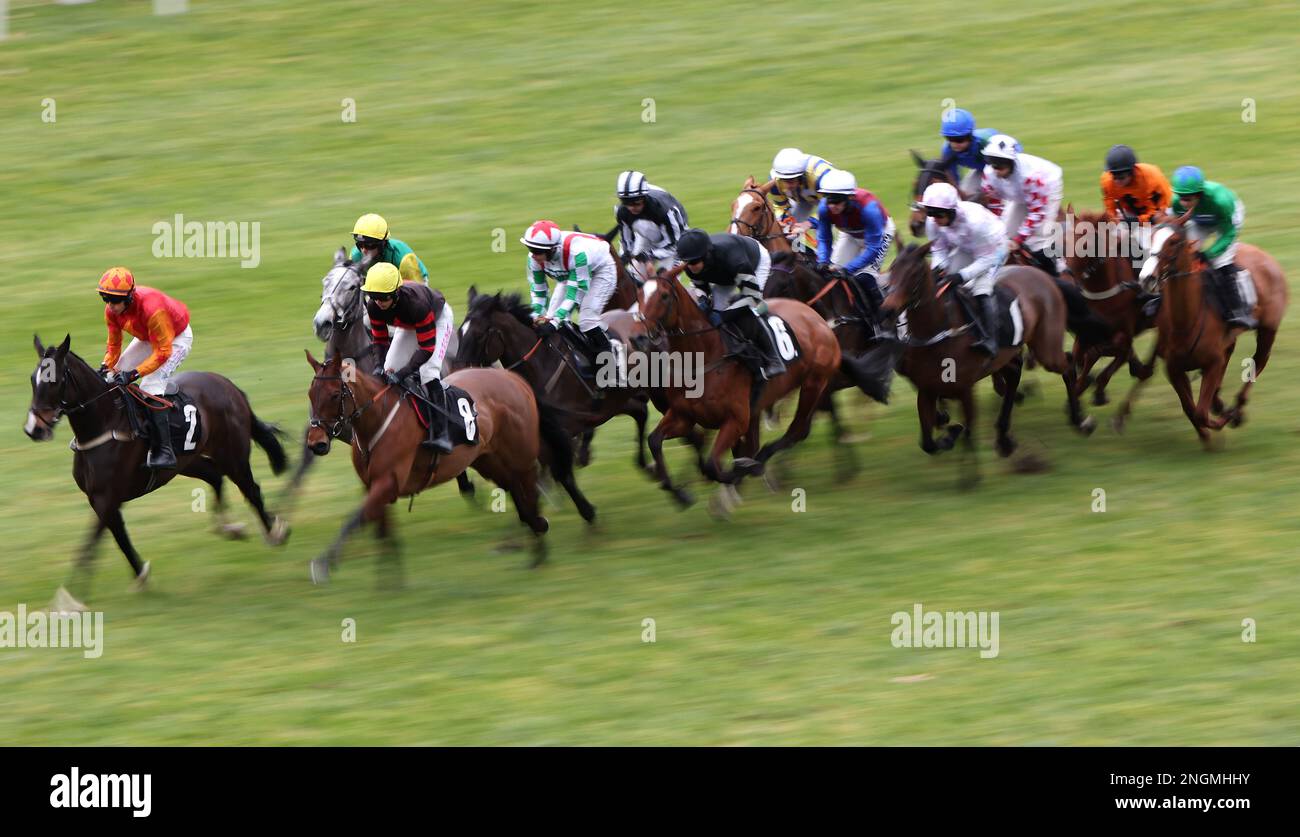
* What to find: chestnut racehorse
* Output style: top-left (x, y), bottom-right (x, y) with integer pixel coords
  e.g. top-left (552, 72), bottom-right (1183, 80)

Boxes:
top-left (879, 243), bottom-right (1093, 483)
top-left (305, 353), bottom-right (595, 578)
top-left (635, 266), bottom-right (852, 500)
top-left (1113, 216), bottom-right (1287, 446)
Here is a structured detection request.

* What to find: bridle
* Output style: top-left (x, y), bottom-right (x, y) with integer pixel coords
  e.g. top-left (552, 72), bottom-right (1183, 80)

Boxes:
top-left (323, 265), bottom-right (364, 330)
top-left (308, 372), bottom-right (391, 440)
top-left (731, 188), bottom-right (780, 241)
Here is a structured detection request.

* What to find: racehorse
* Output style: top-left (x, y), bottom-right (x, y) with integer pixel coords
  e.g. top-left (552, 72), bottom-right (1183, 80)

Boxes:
top-left (1112, 214), bottom-right (1287, 446)
top-left (636, 265), bottom-right (878, 501)
top-left (285, 247), bottom-right (470, 511)
top-left (305, 352), bottom-right (595, 577)
top-left (457, 288), bottom-right (650, 471)
top-left (878, 243), bottom-right (1093, 483)
top-left (728, 176), bottom-right (809, 263)
top-left (25, 335), bottom-right (290, 607)
top-left (1061, 209), bottom-right (1157, 405)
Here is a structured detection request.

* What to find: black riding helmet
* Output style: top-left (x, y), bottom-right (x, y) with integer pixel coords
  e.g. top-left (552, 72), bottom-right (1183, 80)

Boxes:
top-left (676, 228), bottom-right (711, 263)
top-left (1105, 144), bottom-right (1138, 176)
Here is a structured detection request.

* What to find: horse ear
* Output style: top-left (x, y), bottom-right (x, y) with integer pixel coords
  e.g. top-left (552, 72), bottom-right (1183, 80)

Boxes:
top-left (1173, 206), bottom-right (1194, 227)
top-left (334, 247), bottom-right (347, 266)
top-left (33, 334), bottom-right (45, 358)
top-left (758, 179), bottom-right (774, 195)
top-left (910, 149), bottom-right (927, 169)
top-left (744, 175), bottom-right (756, 188)
top-left (467, 285), bottom-right (478, 304)
top-left (305, 349), bottom-right (322, 373)
top-left (55, 334), bottom-right (71, 359)
top-left (917, 241), bottom-right (933, 257)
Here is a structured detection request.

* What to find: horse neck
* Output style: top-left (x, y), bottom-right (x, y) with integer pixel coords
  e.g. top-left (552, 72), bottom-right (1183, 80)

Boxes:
top-left (904, 271), bottom-right (947, 337)
top-left (667, 283), bottom-right (724, 358)
top-left (1165, 255), bottom-right (1206, 332)
top-left (329, 319), bottom-right (371, 366)
top-left (63, 354), bottom-right (118, 440)
top-left (345, 374), bottom-right (399, 439)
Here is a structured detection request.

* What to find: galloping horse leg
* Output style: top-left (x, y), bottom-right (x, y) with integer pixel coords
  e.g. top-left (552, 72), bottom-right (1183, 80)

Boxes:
top-left (994, 357), bottom-right (1023, 457)
top-left (278, 424), bottom-right (318, 518)
top-left (623, 396), bottom-right (650, 471)
top-left (956, 386), bottom-right (980, 489)
top-left (507, 470), bottom-right (550, 568)
top-left (61, 513), bottom-right (109, 607)
top-left (1229, 326), bottom-right (1276, 427)
top-left (184, 458), bottom-right (245, 539)
top-left (372, 501), bottom-right (404, 591)
top-left (311, 473), bottom-right (397, 584)
top-left (647, 410), bottom-right (696, 508)
top-left (226, 453), bottom-right (288, 546)
top-left (1197, 357), bottom-right (1231, 433)
top-left (102, 506), bottom-right (149, 589)
top-left (752, 378), bottom-right (827, 469)
top-left (1091, 335), bottom-right (1133, 406)
top-left (701, 415), bottom-right (747, 484)
top-left (918, 390), bottom-right (958, 454)
top-left (1130, 342), bottom-right (1158, 380)
top-left (576, 429), bottom-right (595, 468)
top-left (456, 472), bottom-right (479, 507)
top-left (1166, 365), bottom-right (1213, 447)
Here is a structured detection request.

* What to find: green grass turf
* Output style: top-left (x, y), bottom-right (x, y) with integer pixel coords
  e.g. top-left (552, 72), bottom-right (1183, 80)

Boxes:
top-left (0, 0), bottom-right (1297, 744)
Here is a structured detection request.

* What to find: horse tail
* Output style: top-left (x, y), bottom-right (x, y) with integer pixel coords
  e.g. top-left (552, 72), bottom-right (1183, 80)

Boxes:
top-left (839, 342), bottom-right (903, 404)
top-left (250, 414), bottom-right (289, 475)
top-left (535, 399), bottom-right (576, 484)
top-left (1053, 277), bottom-right (1113, 345)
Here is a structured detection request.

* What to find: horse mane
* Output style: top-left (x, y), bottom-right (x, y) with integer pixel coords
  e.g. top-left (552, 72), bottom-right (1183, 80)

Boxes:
top-left (470, 290), bottom-right (534, 327)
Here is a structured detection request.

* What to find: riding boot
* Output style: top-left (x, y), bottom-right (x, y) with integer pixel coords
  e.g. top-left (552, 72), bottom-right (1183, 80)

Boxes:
top-left (421, 380), bottom-right (454, 454)
top-left (852, 271), bottom-right (892, 340)
top-left (748, 310), bottom-right (787, 380)
top-left (972, 294), bottom-right (999, 356)
top-left (146, 408), bottom-right (177, 470)
top-left (1217, 264), bottom-right (1257, 329)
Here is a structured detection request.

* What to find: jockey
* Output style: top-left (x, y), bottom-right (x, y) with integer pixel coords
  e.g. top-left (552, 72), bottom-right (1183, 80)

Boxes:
top-left (349, 213), bottom-right (429, 285)
top-left (980, 134), bottom-right (1065, 276)
top-left (938, 108), bottom-right (1019, 196)
top-left (920, 183), bottom-right (1009, 356)
top-left (1169, 166), bottom-right (1255, 329)
top-left (675, 228), bottom-right (786, 382)
top-left (614, 170), bottom-right (689, 277)
top-left (815, 169), bottom-right (896, 334)
top-left (361, 263), bottom-right (455, 453)
top-left (522, 220), bottom-right (619, 380)
top-left (98, 267), bottom-right (192, 469)
top-left (767, 147), bottom-right (835, 250)
top-left (1100, 145), bottom-right (1172, 260)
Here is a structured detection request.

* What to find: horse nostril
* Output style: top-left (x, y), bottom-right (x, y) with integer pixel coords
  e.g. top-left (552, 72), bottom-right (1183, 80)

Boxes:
top-left (311, 442), bottom-right (329, 456)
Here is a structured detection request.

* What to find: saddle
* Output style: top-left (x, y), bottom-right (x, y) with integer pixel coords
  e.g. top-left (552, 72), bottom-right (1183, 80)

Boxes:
top-left (553, 321), bottom-right (628, 385)
top-left (405, 382), bottom-right (480, 447)
top-left (719, 312), bottom-right (802, 366)
top-left (121, 385), bottom-right (203, 453)
top-left (949, 284), bottom-right (1024, 348)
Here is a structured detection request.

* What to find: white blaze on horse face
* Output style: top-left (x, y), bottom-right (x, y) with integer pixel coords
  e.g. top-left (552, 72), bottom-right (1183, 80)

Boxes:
top-left (730, 193), bottom-right (755, 234)
top-left (24, 410), bottom-right (38, 436)
top-left (642, 279), bottom-right (658, 300)
top-left (1139, 226), bottom-right (1175, 281)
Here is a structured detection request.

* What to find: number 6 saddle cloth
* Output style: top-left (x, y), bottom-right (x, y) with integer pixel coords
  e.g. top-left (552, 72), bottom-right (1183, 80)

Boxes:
top-left (719, 313), bottom-right (802, 365)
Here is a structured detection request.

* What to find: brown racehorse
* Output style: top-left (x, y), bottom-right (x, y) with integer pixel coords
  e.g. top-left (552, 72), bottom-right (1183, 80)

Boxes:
top-left (728, 176), bottom-right (815, 263)
top-left (878, 243), bottom-right (1093, 483)
top-left (25, 335), bottom-right (290, 607)
top-left (1112, 216), bottom-right (1287, 446)
top-left (457, 287), bottom-right (650, 471)
top-left (635, 265), bottom-right (857, 500)
top-left (1062, 209), bottom-right (1158, 405)
top-left (305, 353), bottom-right (594, 578)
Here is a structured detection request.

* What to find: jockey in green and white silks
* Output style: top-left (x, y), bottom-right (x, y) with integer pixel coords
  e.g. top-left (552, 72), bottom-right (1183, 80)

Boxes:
top-left (1167, 166), bottom-right (1255, 329)
top-left (522, 220), bottom-right (619, 380)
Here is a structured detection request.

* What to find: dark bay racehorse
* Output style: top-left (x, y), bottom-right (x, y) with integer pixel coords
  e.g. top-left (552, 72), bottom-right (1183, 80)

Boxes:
top-left (879, 244), bottom-right (1093, 484)
top-left (457, 288), bottom-right (650, 471)
top-left (25, 335), bottom-right (289, 606)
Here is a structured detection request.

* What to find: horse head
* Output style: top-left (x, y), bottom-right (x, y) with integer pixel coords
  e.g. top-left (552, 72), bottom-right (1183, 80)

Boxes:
top-left (880, 241), bottom-right (934, 318)
top-left (909, 151), bottom-right (957, 238)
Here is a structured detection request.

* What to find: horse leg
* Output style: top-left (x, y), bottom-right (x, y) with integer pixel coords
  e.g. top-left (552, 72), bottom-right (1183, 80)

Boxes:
top-left (995, 357), bottom-right (1023, 457)
top-left (183, 458), bottom-right (246, 540)
top-left (59, 513), bottom-right (109, 609)
top-left (1131, 342), bottom-right (1158, 380)
top-left (702, 416), bottom-right (747, 484)
top-left (753, 378), bottom-right (827, 467)
top-left (101, 506), bottom-right (149, 590)
top-left (310, 474), bottom-right (396, 584)
top-left (918, 391), bottom-right (949, 454)
top-left (957, 387), bottom-right (980, 488)
top-left (1166, 365), bottom-right (1212, 447)
top-left (1092, 340), bottom-right (1131, 406)
top-left (576, 429), bottom-right (595, 468)
top-left (1198, 357), bottom-right (1231, 434)
top-left (277, 424), bottom-right (318, 518)
top-left (372, 501), bottom-right (404, 591)
top-left (508, 471), bottom-right (550, 568)
top-left (624, 396), bottom-right (649, 471)
top-left (226, 457), bottom-right (288, 546)
top-left (647, 410), bottom-right (696, 508)
top-left (1228, 326), bottom-right (1275, 427)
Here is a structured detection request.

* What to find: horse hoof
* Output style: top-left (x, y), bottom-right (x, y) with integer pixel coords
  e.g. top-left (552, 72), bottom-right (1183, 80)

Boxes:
top-left (129, 561), bottom-right (151, 592)
top-left (1230, 410), bottom-right (1246, 428)
top-left (708, 491), bottom-right (733, 521)
top-left (762, 468), bottom-right (783, 493)
top-left (1092, 391), bottom-right (1109, 407)
top-left (529, 538), bottom-right (548, 569)
top-left (309, 558), bottom-right (330, 585)
top-left (1111, 416), bottom-right (1126, 435)
top-left (732, 457), bottom-right (765, 478)
top-left (264, 516), bottom-right (290, 547)
top-left (997, 437), bottom-right (1018, 458)
top-left (935, 411), bottom-right (950, 427)
top-left (50, 586), bottom-right (88, 614)
top-left (215, 521), bottom-right (248, 540)
top-left (1078, 415), bottom-right (1097, 436)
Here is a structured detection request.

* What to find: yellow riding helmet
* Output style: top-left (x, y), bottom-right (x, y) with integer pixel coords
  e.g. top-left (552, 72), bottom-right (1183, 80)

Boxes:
top-left (353, 213), bottom-right (389, 240)
top-left (361, 263), bottom-right (402, 294)
top-left (98, 266), bottom-right (136, 296)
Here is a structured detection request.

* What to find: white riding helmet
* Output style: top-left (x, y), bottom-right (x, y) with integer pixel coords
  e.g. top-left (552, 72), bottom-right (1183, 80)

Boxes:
top-left (818, 169), bottom-right (857, 196)
top-left (616, 170), bottom-right (649, 200)
top-left (771, 147), bottom-right (809, 179)
top-left (921, 182), bottom-right (960, 211)
top-left (520, 219), bottom-right (562, 249)
top-left (983, 134), bottom-right (1020, 163)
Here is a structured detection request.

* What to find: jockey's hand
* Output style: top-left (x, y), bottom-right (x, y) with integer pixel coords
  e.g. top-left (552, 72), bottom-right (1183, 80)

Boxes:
top-left (1007, 238), bottom-right (1022, 252)
top-left (382, 370), bottom-right (403, 388)
top-left (111, 370), bottom-right (138, 387)
top-left (98, 364), bottom-right (111, 379)
top-left (536, 319), bottom-right (558, 336)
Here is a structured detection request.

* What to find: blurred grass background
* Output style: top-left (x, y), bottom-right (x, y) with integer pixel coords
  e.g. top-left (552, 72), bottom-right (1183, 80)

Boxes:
top-left (0, 0), bottom-right (1297, 744)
